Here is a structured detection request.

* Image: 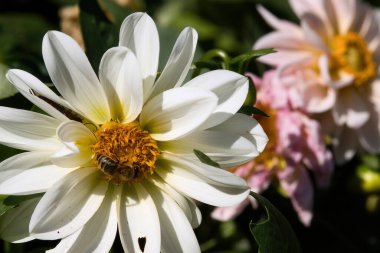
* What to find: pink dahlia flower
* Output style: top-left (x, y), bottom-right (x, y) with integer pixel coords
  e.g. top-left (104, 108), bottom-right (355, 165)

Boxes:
top-left (254, 0), bottom-right (380, 163)
top-left (212, 71), bottom-right (333, 226)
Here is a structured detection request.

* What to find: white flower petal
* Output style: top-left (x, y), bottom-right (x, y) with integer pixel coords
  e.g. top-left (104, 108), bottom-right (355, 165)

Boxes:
top-left (150, 27), bottom-right (198, 98)
top-left (119, 12), bottom-right (159, 101)
top-left (0, 152), bottom-right (61, 195)
top-left (99, 47), bottom-right (143, 122)
top-left (117, 184), bottom-right (160, 253)
top-left (0, 197), bottom-right (40, 243)
top-left (42, 31), bottom-right (110, 124)
top-left (162, 113), bottom-right (268, 167)
top-left (6, 69), bottom-right (71, 121)
top-left (30, 167), bottom-right (108, 240)
top-left (0, 164), bottom-right (76, 195)
top-left (140, 87), bottom-right (217, 141)
top-left (161, 130), bottom-right (259, 168)
top-left (149, 175), bottom-right (202, 228)
top-left (51, 121), bottom-right (96, 167)
top-left (212, 113), bottom-right (268, 153)
top-left (47, 187), bottom-right (117, 253)
top-left (186, 198), bottom-right (202, 228)
top-left (0, 107), bottom-right (60, 151)
top-left (156, 153), bottom-right (250, 207)
top-left (145, 182), bottom-right (201, 253)
top-left (184, 70), bottom-right (248, 129)
top-left (0, 150), bottom-right (49, 178)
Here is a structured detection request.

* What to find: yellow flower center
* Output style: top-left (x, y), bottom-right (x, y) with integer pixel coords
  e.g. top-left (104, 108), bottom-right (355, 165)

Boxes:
top-left (330, 32), bottom-right (376, 86)
top-left (92, 121), bottom-right (160, 184)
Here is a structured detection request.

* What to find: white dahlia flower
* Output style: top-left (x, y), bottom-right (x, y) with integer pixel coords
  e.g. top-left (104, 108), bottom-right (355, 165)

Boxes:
top-left (0, 12), bottom-right (267, 252)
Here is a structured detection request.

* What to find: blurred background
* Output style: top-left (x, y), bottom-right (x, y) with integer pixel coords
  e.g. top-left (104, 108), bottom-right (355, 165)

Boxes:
top-left (0, 0), bottom-right (380, 252)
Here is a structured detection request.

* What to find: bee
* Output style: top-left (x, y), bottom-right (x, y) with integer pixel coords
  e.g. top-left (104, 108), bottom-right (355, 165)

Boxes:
top-left (97, 154), bottom-right (139, 181)
top-left (119, 165), bottom-right (139, 181)
top-left (97, 154), bottom-right (118, 176)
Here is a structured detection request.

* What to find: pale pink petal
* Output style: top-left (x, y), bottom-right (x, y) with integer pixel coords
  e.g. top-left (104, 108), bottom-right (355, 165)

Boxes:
top-left (257, 5), bottom-right (302, 34)
top-left (280, 167), bottom-right (314, 226)
top-left (301, 13), bottom-right (329, 51)
top-left (302, 81), bottom-right (336, 113)
top-left (332, 0), bottom-right (357, 34)
top-left (333, 88), bottom-right (370, 129)
top-left (211, 198), bottom-right (250, 221)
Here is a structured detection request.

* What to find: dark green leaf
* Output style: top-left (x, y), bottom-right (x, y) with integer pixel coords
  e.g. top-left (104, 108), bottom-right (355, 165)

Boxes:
top-left (0, 195), bottom-right (13, 216)
top-left (3, 194), bottom-right (43, 206)
top-left (0, 145), bottom-right (21, 162)
top-left (0, 63), bottom-right (18, 100)
top-left (79, 0), bottom-right (118, 72)
top-left (249, 191), bottom-right (301, 253)
top-left (239, 106), bottom-right (269, 117)
top-left (193, 149), bottom-right (221, 168)
top-left (251, 107), bottom-right (269, 117)
top-left (243, 77), bottom-right (256, 106)
top-left (0, 193), bottom-right (43, 217)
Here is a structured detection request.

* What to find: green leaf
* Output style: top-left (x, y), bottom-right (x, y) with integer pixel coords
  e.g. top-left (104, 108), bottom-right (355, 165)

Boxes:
top-left (0, 63), bottom-right (18, 100)
top-left (239, 106), bottom-right (269, 117)
top-left (243, 77), bottom-right (256, 106)
top-left (0, 195), bottom-right (13, 216)
top-left (249, 191), bottom-right (301, 253)
top-left (79, 0), bottom-right (118, 72)
top-left (0, 194), bottom-right (43, 217)
top-left (193, 149), bottom-right (221, 168)
top-left (229, 48), bottom-right (275, 65)
top-left (191, 49), bottom-right (230, 77)
top-left (4, 194), bottom-right (43, 206)
top-left (0, 14), bottom-right (53, 75)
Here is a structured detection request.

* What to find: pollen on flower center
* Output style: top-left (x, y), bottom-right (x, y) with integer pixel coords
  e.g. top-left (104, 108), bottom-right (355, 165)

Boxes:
top-left (92, 121), bottom-right (160, 184)
top-left (330, 32), bottom-right (376, 86)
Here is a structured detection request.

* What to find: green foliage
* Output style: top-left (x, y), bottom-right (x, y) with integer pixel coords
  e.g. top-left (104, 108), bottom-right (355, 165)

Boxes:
top-left (0, 194), bottom-right (42, 216)
top-left (240, 106), bottom-right (269, 117)
top-left (249, 191), bottom-right (301, 253)
top-left (192, 48), bottom-right (274, 77)
top-left (0, 64), bottom-right (18, 100)
top-left (193, 149), bottom-right (221, 168)
top-left (79, 0), bottom-right (119, 72)
top-left (0, 14), bottom-right (53, 75)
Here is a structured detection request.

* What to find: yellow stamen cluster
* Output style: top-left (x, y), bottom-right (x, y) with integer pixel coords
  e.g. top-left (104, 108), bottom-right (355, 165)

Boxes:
top-left (330, 32), bottom-right (376, 86)
top-left (92, 121), bottom-right (160, 184)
